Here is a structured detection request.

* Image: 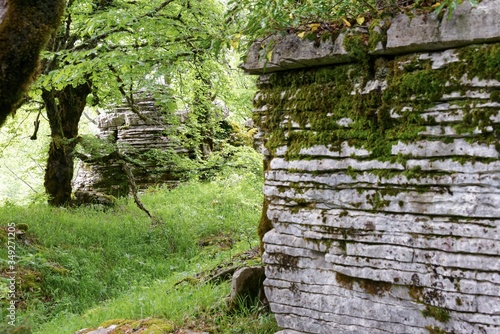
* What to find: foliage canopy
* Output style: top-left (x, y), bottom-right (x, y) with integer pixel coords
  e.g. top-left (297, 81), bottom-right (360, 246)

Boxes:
top-left (19, 0), bottom-right (257, 204)
top-left (35, 0), bottom-right (229, 111)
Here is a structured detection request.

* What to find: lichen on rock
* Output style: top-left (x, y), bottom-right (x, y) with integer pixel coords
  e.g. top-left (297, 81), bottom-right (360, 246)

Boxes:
top-left (246, 1), bottom-right (500, 333)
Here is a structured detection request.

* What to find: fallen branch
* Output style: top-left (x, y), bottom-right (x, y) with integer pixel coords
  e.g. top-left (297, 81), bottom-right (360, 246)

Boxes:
top-left (3, 162), bottom-right (39, 194)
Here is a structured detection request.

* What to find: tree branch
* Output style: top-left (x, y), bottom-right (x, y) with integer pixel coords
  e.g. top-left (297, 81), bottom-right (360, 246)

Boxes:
top-left (121, 160), bottom-right (152, 218)
top-left (3, 162), bottom-right (39, 194)
top-left (107, 64), bottom-right (152, 123)
top-left (30, 109), bottom-right (43, 140)
top-left (71, 0), bottom-right (181, 52)
top-left (152, 0), bottom-right (176, 14)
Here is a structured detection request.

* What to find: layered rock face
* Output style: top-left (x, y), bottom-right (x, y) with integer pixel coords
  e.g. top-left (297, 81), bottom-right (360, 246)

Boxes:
top-left (74, 96), bottom-right (189, 196)
top-left (244, 1), bottom-right (500, 333)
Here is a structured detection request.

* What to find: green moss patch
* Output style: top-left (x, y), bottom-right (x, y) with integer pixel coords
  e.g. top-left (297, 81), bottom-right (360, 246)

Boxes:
top-left (82, 318), bottom-right (175, 333)
top-left (254, 42), bottom-right (500, 173)
top-left (336, 272), bottom-right (392, 296)
top-left (422, 305), bottom-right (451, 323)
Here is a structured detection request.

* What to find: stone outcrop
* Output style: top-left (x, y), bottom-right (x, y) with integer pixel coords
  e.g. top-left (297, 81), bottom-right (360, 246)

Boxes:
top-left (244, 1), bottom-right (500, 333)
top-left (242, 0), bottom-right (500, 74)
top-left (229, 266), bottom-right (266, 309)
top-left (73, 96), bottom-right (190, 196)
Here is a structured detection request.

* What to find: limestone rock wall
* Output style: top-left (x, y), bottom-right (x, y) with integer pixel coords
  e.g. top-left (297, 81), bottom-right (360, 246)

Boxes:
top-left (245, 1), bottom-right (500, 333)
top-left (74, 96), bottom-right (189, 196)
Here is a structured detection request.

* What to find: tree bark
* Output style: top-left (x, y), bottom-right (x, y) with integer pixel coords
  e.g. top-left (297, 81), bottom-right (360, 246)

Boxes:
top-left (42, 82), bottom-right (92, 206)
top-left (0, 0), bottom-right (65, 127)
top-left (37, 0), bottom-right (120, 205)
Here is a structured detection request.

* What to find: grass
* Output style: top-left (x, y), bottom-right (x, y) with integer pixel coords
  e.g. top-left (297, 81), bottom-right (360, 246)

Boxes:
top-left (0, 163), bottom-right (278, 334)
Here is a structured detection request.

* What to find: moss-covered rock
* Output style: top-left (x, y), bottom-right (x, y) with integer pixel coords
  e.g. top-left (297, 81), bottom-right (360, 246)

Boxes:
top-left (80, 318), bottom-right (175, 334)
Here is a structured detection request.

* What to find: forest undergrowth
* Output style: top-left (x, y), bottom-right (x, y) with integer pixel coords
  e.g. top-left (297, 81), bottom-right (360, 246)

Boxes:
top-left (0, 151), bottom-right (278, 334)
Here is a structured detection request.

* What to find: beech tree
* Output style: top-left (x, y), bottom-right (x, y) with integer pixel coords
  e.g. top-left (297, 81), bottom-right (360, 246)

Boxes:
top-left (30, 0), bottom-right (230, 206)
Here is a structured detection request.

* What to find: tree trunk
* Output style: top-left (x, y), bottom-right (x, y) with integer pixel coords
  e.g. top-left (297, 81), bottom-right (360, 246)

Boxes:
top-left (42, 82), bottom-right (92, 206)
top-left (0, 0), bottom-right (65, 127)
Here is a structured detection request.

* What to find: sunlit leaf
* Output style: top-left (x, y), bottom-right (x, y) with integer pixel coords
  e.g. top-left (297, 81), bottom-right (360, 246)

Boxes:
top-left (230, 33), bottom-right (241, 49)
top-left (297, 31), bottom-right (306, 39)
top-left (266, 50), bottom-right (273, 61)
top-left (356, 16), bottom-right (365, 25)
top-left (342, 17), bottom-right (351, 27)
top-left (309, 23), bottom-right (321, 32)
top-left (230, 40), bottom-right (239, 49)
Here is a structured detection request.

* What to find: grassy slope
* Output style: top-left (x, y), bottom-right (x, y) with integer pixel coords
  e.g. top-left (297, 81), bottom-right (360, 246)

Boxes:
top-left (0, 167), bottom-right (278, 334)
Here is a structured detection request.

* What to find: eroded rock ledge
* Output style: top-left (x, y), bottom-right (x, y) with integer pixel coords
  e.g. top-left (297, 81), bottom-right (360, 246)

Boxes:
top-left (242, 0), bottom-right (500, 74)
top-left (245, 1), bottom-right (500, 333)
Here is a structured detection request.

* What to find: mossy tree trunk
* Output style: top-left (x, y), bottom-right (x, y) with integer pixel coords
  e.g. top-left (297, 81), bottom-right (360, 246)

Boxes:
top-left (0, 0), bottom-right (65, 127)
top-left (38, 0), bottom-right (112, 206)
top-left (42, 82), bottom-right (92, 206)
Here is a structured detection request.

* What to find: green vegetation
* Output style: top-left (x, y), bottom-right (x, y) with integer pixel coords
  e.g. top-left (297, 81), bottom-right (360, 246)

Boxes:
top-left (226, 0), bottom-right (478, 54)
top-left (254, 42), bottom-right (499, 165)
top-left (422, 305), bottom-right (451, 323)
top-left (0, 160), bottom-right (278, 333)
top-left (0, 0), bottom-right (268, 329)
top-left (0, 111), bottom-right (51, 204)
top-left (10, 0), bottom-right (257, 206)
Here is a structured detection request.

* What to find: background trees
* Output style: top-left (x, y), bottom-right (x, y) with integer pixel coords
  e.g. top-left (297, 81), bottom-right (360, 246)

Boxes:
top-left (21, 0), bottom-right (251, 205)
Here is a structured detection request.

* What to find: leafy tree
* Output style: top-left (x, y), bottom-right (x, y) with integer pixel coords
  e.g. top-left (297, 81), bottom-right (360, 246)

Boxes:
top-left (31, 0), bottom-right (231, 206)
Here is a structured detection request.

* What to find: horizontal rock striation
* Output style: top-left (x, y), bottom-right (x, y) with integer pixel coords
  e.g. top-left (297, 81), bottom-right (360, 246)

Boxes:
top-left (74, 96), bottom-right (189, 196)
top-left (245, 1), bottom-right (500, 333)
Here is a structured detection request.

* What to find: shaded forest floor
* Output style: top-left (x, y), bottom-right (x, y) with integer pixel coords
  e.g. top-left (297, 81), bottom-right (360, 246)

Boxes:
top-left (0, 164), bottom-right (278, 333)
